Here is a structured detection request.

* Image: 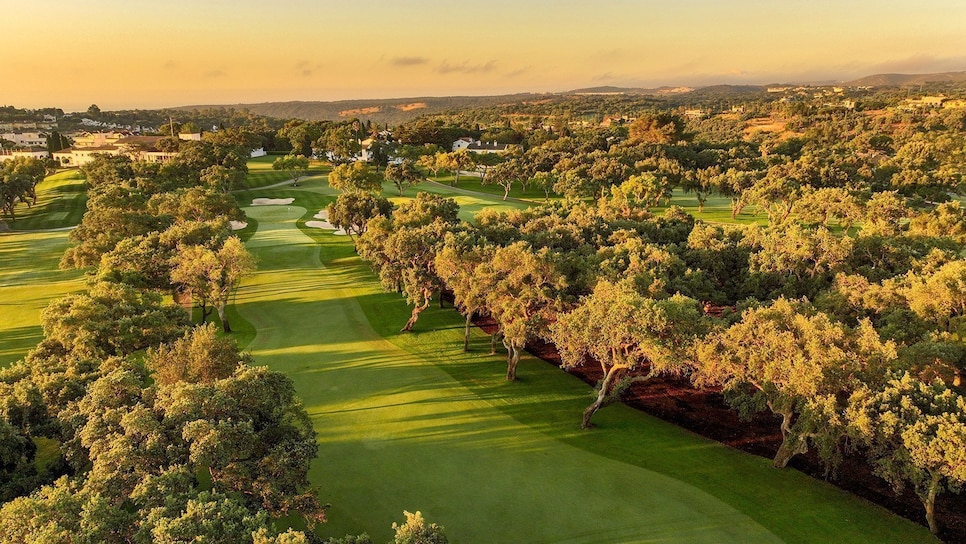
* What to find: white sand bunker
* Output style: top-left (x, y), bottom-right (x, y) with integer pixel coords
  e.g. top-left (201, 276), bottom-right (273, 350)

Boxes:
top-left (305, 220), bottom-right (348, 235)
top-left (230, 220), bottom-right (248, 231)
top-left (251, 197), bottom-right (295, 206)
top-left (306, 210), bottom-right (348, 235)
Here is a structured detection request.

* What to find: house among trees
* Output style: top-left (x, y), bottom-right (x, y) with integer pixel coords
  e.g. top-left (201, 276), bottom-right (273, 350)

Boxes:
top-left (53, 135), bottom-right (178, 166)
top-left (451, 137), bottom-right (510, 153)
top-left (0, 131), bottom-right (51, 163)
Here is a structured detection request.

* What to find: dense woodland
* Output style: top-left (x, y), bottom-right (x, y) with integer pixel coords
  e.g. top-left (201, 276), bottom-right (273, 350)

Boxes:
top-left (1, 81), bottom-right (966, 540)
top-left (336, 84), bottom-right (966, 538)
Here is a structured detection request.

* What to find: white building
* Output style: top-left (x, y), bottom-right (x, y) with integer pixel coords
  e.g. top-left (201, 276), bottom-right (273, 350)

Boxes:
top-left (0, 149), bottom-right (48, 163)
top-left (451, 138), bottom-right (510, 154)
top-left (1, 131), bottom-right (48, 148)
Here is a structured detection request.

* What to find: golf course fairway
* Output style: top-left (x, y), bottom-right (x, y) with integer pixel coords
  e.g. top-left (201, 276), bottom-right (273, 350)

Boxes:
top-left (235, 199), bottom-right (934, 544)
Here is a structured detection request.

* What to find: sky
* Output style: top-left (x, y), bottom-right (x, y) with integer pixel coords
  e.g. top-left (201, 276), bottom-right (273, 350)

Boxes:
top-left (6, 0), bottom-right (966, 111)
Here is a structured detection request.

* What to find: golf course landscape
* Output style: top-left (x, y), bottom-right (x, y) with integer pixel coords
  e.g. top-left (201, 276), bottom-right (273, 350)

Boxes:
top-left (0, 164), bottom-right (938, 543)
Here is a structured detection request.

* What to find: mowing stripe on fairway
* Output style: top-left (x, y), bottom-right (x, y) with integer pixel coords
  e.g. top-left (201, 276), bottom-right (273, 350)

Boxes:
top-left (237, 203), bottom-right (784, 543)
top-left (0, 230), bottom-right (85, 367)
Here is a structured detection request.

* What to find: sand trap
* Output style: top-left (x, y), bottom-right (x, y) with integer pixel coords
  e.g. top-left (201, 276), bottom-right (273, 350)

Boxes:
top-left (230, 220), bottom-right (248, 231)
top-left (305, 220), bottom-right (348, 236)
top-left (314, 209), bottom-right (329, 220)
top-left (251, 198), bottom-right (295, 206)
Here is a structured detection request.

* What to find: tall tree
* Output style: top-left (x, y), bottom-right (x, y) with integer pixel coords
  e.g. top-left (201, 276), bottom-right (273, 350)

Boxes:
top-left (551, 280), bottom-right (704, 428)
top-left (847, 374), bottom-right (966, 535)
top-left (328, 162), bottom-right (382, 194)
top-left (384, 159), bottom-right (423, 196)
top-left (694, 298), bottom-right (897, 468)
top-left (272, 155), bottom-right (310, 187)
top-left (171, 237), bottom-right (257, 332)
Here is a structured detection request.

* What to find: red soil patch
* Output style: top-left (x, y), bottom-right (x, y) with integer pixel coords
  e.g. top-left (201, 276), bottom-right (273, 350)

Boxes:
top-left (466, 310), bottom-right (966, 542)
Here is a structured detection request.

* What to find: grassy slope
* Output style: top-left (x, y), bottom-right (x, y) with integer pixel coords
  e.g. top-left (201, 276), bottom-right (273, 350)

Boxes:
top-left (0, 229), bottom-right (85, 367)
top-left (0, 169), bottom-right (88, 367)
top-left (6, 169), bottom-right (87, 231)
top-left (234, 174), bottom-right (933, 543)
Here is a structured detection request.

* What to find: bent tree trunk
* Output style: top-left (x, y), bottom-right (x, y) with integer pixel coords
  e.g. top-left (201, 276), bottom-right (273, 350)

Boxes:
top-left (401, 297), bottom-right (431, 332)
top-left (582, 364), bottom-right (627, 429)
top-left (772, 410), bottom-right (809, 468)
top-left (215, 303), bottom-right (231, 333)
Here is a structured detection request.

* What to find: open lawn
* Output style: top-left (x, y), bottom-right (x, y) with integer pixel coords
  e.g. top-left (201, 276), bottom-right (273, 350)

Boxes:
top-left (5, 169), bottom-right (87, 231)
top-left (0, 229), bottom-right (84, 367)
top-left (431, 172), bottom-right (559, 203)
top-left (231, 175), bottom-right (934, 543)
top-left (0, 169), bottom-right (88, 367)
top-left (244, 155), bottom-right (329, 190)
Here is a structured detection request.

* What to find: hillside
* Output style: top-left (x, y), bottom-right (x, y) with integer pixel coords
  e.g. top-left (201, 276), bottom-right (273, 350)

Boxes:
top-left (172, 94), bottom-right (556, 124)
top-left (845, 71), bottom-right (966, 87)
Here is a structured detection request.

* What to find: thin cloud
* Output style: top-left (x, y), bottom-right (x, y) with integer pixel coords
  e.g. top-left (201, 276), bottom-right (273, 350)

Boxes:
top-left (865, 54), bottom-right (966, 75)
top-left (161, 60), bottom-right (178, 70)
top-left (203, 69), bottom-right (227, 79)
top-left (390, 56), bottom-right (429, 67)
top-left (296, 60), bottom-right (325, 78)
top-left (505, 66), bottom-right (531, 79)
top-left (437, 60), bottom-right (496, 75)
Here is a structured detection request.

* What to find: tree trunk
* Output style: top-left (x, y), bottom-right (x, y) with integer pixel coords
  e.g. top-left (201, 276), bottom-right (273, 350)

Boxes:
top-left (200, 301), bottom-right (211, 324)
top-left (490, 331), bottom-right (499, 355)
top-left (581, 365), bottom-right (623, 429)
top-left (503, 186), bottom-right (510, 201)
top-left (216, 304), bottom-right (231, 333)
top-left (463, 313), bottom-right (472, 352)
top-left (400, 298), bottom-right (430, 332)
top-left (920, 475), bottom-right (941, 535)
top-left (731, 198), bottom-right (743, 219)
top-left (504, 338), bottom-right (520, 381)
top-left (772, 411), bottom-right (808, 468)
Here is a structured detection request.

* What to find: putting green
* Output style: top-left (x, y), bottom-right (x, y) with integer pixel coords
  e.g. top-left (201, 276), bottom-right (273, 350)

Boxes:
top-left (238, 203), bottom-right (782, 543)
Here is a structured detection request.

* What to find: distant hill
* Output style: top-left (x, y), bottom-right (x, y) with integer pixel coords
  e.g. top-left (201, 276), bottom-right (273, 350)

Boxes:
top-left (172, 94), bottom-right (555, 124)
top-left (565, 86), bottom-right (654, 95)
top-left (164, 70), bottom-right (966, 124)
top-left (844, 71), bottom-right (966, 87)
top-left (678, 85), bottom-right (766, 100)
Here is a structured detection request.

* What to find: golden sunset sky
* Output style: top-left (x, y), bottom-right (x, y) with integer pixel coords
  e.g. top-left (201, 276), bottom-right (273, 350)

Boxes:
top-left (7, 0), bottom-right (966, 111)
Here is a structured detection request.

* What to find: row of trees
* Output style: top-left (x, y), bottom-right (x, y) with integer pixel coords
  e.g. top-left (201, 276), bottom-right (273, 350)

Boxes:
top-left (0, 140), bottom-right (330, 542)
top-left (2, 144), bottom-right (453, 542)
top-left (0, 157), bottom-right (54, 224)
top-left (347, 182), bottom-right (966, 535)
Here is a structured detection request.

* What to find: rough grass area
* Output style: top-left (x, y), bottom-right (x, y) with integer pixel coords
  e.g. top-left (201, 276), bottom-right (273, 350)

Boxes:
top-left (229, 176), bottom-right (933, 543)
top-left (6, 169), bottom-right (87, 231)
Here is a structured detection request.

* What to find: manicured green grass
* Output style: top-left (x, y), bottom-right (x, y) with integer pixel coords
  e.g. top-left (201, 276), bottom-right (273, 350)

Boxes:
top-left (244, 156), bottom-right (329, 190)
top-left (431, 172), bottom-right (557, 203)
top-left (0, 229), bottom-right (85, 367)
top-left (230, 179), bottom-right (934, 543)
top-left (0, 159), bottom-right (934, 542)
top-left (6, 169), bottom-right (87, 231)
